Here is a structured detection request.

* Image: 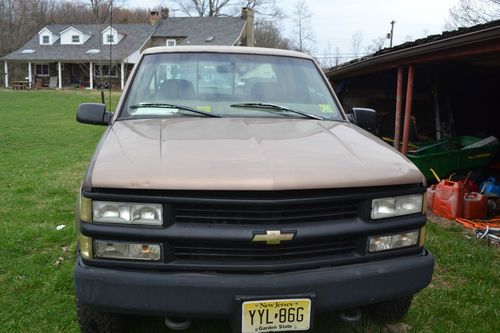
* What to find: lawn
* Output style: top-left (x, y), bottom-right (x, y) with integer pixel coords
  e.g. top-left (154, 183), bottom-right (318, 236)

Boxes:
top-left (0, 89), bottom-right (498, 333)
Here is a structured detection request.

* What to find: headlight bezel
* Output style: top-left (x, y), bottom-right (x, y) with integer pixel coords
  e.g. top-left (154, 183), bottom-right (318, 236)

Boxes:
top-left (370, 193), bottom-right (424, 220)
top-left (79, 194), bottom-right (164, 226)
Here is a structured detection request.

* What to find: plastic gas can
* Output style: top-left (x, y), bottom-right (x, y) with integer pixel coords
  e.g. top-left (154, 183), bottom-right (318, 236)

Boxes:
top-left (427, 185), bottom-right (437, 211)
top-left (463, 192), bottom-right (488, 219)
top-left (433, 180), bottom-right (465, 219)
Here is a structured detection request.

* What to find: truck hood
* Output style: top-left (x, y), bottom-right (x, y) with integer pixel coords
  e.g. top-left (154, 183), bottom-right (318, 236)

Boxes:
top-left (90, 118), bottom-right (425, 190)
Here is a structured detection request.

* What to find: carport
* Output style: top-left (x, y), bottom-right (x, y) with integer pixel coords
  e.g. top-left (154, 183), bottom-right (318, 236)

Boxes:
top-left (326, 20), bottom-right (500, 156)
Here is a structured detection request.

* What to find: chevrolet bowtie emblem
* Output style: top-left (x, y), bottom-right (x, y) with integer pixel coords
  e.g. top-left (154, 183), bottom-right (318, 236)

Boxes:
top-left (252, 230), bottom-right (296, 245)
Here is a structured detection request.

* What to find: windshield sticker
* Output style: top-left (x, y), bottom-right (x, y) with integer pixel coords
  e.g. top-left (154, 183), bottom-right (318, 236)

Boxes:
top-left (319, 104), bottom-right (334, 113)
top-left (196, 106), bottom-right (212, 112)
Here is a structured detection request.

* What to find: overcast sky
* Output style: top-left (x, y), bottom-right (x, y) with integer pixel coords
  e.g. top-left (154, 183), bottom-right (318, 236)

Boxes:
top-left (127, 0), bottom-right (458, 59)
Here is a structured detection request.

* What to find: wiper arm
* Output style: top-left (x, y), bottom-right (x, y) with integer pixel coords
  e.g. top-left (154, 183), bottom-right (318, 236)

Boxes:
top-left (129, 103), bottom-right (221, 118)
top-left (230, 102), bottom-right (323, 120)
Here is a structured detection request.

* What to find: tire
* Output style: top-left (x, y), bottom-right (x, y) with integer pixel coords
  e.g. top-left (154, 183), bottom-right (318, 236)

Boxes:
top-left (76, 301), bottom-right (127, 333)
top-left (364, 295), bottom-right (413, 323)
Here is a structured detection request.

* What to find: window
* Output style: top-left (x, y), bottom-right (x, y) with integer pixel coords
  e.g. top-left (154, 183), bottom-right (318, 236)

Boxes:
top-left (121, 53), bottom-right (342, 121)
top-left (72, 35), bottom-right (80, 43)
top-left (42, 35), bottom-right (50, 44)
top-left (94, 64), bottom-right (117, 77)
top-left (35, 64), bottom-right (49, 76)
top-left (166, 39), bottom-right (176, 47)
top-left (106, 34), bottom-right (114, 43)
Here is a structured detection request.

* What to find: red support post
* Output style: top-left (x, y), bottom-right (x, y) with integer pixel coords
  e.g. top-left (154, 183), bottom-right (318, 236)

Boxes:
top-left (402, 64), bottom-right (414, 155)
top-left (394, 66), bottom-right (404, 150)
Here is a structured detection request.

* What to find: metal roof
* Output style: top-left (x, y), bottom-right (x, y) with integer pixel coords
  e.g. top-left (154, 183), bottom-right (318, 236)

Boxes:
top-left (326, 19), bottom-right (500, 78)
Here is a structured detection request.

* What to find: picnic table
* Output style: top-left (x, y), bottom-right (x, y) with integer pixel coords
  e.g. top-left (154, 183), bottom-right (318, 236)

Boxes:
top-left (11, 80), bottom-right (29, 90)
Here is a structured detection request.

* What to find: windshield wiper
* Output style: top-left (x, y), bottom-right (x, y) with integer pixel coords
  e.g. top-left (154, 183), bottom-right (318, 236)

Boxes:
top-left (129, 103), bottom-right (221, 118)
top-left (230, 102), bottom-right (323, 120)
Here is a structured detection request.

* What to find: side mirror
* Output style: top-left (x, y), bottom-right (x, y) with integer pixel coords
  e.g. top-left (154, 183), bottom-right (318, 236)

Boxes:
top-left (351, 107), bottom-right (377, 132)
top-left (76, 103), bottom-right (112, 125)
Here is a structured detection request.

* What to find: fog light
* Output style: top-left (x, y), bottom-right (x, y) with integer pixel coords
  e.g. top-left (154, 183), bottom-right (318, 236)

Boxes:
top-left (368, 230), bottom-right (419, 252)
top-left (93, 240), bottom-right (161, 261)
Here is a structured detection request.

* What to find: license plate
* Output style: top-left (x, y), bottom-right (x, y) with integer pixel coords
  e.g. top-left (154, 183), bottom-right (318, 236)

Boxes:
top-left (241, 298), bottom-right (311, 333)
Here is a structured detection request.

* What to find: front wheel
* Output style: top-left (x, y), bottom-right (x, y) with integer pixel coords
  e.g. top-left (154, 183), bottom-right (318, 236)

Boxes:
top-left (76, 301), bottom-right (126, 333)
top-left (364, 295), bottom-right (413, 323)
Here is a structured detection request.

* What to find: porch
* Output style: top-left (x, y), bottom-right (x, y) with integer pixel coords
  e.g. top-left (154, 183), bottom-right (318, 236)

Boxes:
top-left (3, 60), bottom-right (132, 90)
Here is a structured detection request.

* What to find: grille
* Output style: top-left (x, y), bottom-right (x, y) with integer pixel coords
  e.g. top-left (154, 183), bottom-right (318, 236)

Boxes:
top-left (174, 199), bottom-right (360, 224)
top-left (174, 237), bottom-right (359, 262)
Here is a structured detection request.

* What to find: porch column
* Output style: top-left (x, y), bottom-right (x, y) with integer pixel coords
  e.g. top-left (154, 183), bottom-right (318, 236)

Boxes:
top-left (393, 66), bottom-right (404, 150)
top-left (28, 62), bottom-right (32, 88)
top-left (120, 62), bottom-right (125, 90)
top-left (401, 65), bottom-right (415, 156)
top-left (57, 61), bottom-right (62, 89)
top-left (89, 62), bottom-right (93, 89)
top-left (3, 61), bottom-right (8, 88)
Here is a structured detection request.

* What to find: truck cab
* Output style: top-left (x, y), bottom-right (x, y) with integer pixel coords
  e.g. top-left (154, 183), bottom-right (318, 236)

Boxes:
top-left (74, 46), bottom-right (434, 333)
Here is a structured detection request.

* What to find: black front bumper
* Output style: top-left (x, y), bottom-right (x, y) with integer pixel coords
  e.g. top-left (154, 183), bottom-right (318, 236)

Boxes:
top-left (74, 249), bottom-right (434, 318)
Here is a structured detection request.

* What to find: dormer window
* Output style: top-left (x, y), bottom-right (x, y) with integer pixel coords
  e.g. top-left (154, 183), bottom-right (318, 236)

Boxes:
top-left (72, 35), bottom-right (80, 43)
top-left (42, 35), bottom-right (50, 44)
top-left (102, 26), bottom-right (122, 45)
top-left (166, 39), bottom-right (176, 46)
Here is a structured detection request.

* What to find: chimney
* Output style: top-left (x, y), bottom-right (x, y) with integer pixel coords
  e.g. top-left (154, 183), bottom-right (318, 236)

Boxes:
top-left (149, 11), bottom-right (160, 25)
top-left (160, 7), bottom-right (169, 19)
top-left (241, 7), bottom-right (254, 47)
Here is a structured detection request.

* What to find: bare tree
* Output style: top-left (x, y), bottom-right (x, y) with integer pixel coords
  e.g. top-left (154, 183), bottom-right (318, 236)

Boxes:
top-left (168, 0), bottom-right (281, 17)
top-left (365, 36), bottom-right (386, 53)
top-left (445, 0), bottom-right (500, 28)
top-left (290, 0), bottom-right (314, 52)
top-left (350, 30), bottom-right (364, 59)
top-left (254, 19), bottom-right (291, 49)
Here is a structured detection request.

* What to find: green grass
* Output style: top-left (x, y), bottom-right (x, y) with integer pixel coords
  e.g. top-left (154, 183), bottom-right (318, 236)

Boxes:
top-left (0, 89), bottom-right (498, 332)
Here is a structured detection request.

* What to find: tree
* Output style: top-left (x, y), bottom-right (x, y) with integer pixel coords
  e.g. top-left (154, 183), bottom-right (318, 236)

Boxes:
top-left (350, 30), bottom-right (364, 59)
top-left (168, 0), bottom-right (281, 17)
top-left (365, 36), bottom-right (386, 54)
top-left (290, 0), bottom-right (314, 52)
top-left (254, 19), bottom-right (291, 49)
top-left (445, 0), bottom-right (500, 29)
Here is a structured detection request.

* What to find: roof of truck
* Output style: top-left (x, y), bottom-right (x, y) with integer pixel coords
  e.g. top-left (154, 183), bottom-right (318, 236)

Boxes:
top-left (143, 45), bottom-right (312, 59)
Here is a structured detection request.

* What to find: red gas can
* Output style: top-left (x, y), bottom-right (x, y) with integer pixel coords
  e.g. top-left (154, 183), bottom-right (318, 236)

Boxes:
top-left (432, 180), bottom-right (465, 219)
top-left (427, 185), bottom-right (437, 211)
top-left (463, 192), bottom-right (488, 219)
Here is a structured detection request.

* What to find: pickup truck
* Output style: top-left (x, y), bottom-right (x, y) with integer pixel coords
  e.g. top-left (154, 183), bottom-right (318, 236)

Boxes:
top-left (74, 46), bottom-right (434, 333)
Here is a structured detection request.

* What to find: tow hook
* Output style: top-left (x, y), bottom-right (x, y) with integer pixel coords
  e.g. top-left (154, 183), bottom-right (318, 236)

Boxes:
top-left (164, 317), bottom-right (192, 330)
top-left (339, 308), bottom-right (362, 322)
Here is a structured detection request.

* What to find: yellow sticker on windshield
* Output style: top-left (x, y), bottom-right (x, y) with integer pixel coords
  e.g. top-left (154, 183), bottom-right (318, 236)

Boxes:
top-left (196, 106), bottom-right (212, 112)
top-left (319, 104), bottom-right (334, 113)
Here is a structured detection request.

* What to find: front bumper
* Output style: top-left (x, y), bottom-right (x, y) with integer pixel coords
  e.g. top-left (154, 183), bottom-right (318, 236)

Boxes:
top-left (74, 249), bottom-right (434, 317)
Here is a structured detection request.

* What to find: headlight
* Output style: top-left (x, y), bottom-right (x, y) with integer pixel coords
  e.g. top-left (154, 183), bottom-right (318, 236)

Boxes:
top-left (93, 240), bottom-right (161, 261)
top-left (92, 201), bottom-right (162, 225)
top-left (371, 194), bottom-right (423, 219)
top-left (368, 230), bottom-right (420, 252)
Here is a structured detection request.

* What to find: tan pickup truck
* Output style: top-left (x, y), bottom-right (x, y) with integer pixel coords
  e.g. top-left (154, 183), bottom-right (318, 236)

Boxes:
top-left (75, 46), bottom-right (434, 333)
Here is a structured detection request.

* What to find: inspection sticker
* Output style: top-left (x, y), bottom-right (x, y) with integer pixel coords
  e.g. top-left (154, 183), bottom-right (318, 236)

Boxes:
top-left (318, 104), bottom-right (334, 113)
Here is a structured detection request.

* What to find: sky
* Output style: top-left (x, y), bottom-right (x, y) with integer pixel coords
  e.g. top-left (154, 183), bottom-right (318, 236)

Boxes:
top-left (127, 0), bottom-right (459, 61)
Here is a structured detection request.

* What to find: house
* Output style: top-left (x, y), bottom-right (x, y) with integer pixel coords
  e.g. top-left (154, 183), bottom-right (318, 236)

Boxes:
top-left (1, 8), bottom-right (254, 90)
top-left (325, 20), bottom-right (500, 155)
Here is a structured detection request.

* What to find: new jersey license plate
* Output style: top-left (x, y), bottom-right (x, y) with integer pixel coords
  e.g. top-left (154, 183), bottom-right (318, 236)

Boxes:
top-left (241, 298), bottom-right (311, 333)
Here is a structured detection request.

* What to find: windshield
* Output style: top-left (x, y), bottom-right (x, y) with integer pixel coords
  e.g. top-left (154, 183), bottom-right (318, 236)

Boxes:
top-left (120, 52), bottom-right (343, 121)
